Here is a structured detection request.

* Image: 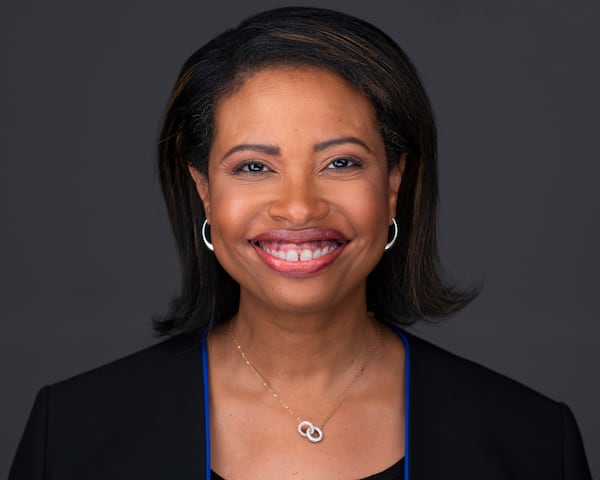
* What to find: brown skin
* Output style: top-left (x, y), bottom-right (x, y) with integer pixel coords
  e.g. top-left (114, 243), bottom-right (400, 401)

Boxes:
top-left (189, 67), bottom-right (406, 479)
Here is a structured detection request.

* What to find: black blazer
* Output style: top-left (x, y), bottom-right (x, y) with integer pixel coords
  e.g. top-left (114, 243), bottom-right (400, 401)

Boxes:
top-left (9, 329), bottom-right (592, 479)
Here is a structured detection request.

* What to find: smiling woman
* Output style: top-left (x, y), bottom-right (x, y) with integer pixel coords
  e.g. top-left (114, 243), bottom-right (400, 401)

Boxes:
top-left (9, 6), bottom-right (592, 480)
top-left (157, 9), bottom-right (471, 337)
top-left (188, 68), bottom-right (402, 310)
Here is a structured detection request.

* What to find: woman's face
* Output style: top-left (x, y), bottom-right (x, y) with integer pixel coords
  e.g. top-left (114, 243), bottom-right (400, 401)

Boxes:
top-left (190, 67), bottom-right (404, 314)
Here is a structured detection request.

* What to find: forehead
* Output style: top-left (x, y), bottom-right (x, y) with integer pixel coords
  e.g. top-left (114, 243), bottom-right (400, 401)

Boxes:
top-left (211, 66), bottom-right (381, 146)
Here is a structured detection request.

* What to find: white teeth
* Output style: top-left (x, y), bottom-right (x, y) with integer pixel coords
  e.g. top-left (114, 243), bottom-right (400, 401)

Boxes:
top-left (300, 249), bottom-right (313, 261)
top-left (264, 247), bottom-right (286, 260)
top-left (260, 243), bottom-right (339, 262)
top-left (286, 250), bottom-right (299, 262)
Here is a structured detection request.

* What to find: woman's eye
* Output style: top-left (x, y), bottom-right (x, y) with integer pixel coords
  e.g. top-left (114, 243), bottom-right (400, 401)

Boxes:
top-left (327, 157), bottom-right (361, 169)
top-left (235, 161), bottom-right (269, 173)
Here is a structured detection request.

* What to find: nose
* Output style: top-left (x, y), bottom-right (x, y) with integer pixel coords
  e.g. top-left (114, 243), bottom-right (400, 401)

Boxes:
top-left (267, 174), bottom-right (330, 226)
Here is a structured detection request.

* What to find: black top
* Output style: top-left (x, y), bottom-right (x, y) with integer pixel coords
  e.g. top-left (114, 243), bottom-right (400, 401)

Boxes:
top-left (9, 329), bottom-right (592, 479)
top-left (211, 457), bottom-right (404, 480)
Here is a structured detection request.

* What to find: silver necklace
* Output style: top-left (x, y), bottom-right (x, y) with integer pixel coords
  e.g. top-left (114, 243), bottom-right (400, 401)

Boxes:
top-left (230, 317), bottom-right (381, 444)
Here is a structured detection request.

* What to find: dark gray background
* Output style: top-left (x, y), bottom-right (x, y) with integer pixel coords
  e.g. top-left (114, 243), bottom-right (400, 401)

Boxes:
top-left (1, 0), bottom-right (598, 477)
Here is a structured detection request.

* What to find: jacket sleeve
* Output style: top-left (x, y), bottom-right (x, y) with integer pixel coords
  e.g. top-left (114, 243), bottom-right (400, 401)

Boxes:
top-left (560, 403), bottom-right (592, 479)
top-left (8, 387), bottom-right (50, 480)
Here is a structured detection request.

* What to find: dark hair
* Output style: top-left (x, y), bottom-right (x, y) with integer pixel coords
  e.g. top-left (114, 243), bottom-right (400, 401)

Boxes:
top-left (155, 7), bottom-right (475, 336)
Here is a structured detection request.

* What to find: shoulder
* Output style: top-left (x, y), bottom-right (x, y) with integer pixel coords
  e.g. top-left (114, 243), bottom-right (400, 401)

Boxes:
top-left (10, 334), bottom-right (208, 479)
top-left (45, 333), bottom-right (206, 425)
top-left (403, 330), bottom-right (553, 404)
top-left (401, 329), bottom-right (592, 478)
top-left (402, 329), bottom-right (562, 425)
top-left (50, 334), bottom-right (204, 396)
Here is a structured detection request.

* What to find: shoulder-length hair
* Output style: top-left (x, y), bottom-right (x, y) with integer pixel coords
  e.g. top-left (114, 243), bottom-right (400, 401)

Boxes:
top-left (155, 7), bottom-right (475, 336)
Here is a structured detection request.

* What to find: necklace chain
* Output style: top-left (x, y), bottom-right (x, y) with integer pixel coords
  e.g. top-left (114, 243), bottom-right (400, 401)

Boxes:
top-left (229, 316), bottom-right (381, 443)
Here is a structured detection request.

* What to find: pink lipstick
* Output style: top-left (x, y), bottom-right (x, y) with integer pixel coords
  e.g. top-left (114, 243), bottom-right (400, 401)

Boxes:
top-left (250, 229), bottom-right (348, 276)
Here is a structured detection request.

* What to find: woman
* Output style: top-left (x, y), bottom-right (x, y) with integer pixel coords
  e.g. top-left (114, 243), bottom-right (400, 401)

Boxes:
top-left (10, 7), bottom-right (591, 479)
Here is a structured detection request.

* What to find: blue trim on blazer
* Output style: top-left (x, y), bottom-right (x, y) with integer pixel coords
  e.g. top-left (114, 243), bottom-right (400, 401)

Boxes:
top-left (391, 326), bottom-right (411, 480)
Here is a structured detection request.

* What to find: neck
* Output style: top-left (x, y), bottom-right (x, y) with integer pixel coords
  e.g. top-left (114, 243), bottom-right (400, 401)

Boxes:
top-left (228, 294), bottom-right (377, 383)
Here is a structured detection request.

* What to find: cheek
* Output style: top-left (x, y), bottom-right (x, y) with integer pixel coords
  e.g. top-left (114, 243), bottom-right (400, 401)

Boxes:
top-left (209, 189), bottom-right (249, 235)
top-left (332, 181), bottom-right (391, 236)
top-left (206, 176), bottom-right (268, 248)
top-left (354, 187), bottom-right (386, 214)
top-left (207, 188), bottom-right (256, 280)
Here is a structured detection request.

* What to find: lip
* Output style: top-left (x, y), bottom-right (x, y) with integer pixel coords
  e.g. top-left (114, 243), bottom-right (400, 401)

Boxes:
top-left (251, 228), bottom-right (348, 243)
top-left (250, 229), bottom-right (348, 277)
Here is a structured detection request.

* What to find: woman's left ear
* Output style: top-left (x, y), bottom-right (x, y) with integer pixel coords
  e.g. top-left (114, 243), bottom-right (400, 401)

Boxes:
top-left (388, 153), bottom-right (406, 219)
top-left (187, 166), bottom-right (211, 222)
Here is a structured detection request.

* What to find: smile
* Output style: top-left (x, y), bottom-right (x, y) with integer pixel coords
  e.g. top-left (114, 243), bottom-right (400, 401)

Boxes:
top-left (250, 229), bottom-right (348, 276)
top-left (257, 240), bottom-right (340, 262)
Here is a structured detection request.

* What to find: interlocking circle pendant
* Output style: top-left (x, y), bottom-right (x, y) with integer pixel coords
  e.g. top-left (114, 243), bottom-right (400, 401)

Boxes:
top-left (297, 420), bottom-right (323, 443)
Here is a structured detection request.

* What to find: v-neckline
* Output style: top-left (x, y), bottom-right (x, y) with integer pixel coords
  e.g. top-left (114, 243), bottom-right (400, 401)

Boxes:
top-left (200, 324), bottom-right (411, 479)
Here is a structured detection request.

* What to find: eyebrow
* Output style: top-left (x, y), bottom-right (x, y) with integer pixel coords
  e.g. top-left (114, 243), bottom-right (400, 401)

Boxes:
top-left (222, 144), bottom-right (281, 160)
top-left (221, 136), bottom-right (372, 161)
top-left (313, 136), bottom-right (373, 153)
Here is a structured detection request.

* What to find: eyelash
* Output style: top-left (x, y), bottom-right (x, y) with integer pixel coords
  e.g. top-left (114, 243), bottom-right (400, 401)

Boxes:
top-left (233, 161), bottom-right (270, 174)
top-left (232, 156), bottom-right (363, 175)
top-left (326, 156), bottom-right (363, 170)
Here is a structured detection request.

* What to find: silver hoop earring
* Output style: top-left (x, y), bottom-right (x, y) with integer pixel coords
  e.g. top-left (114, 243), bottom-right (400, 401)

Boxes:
top-left (201, 219), bottom-right (214, 252)
top-left (384, 218), bottom-right (398, 251)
